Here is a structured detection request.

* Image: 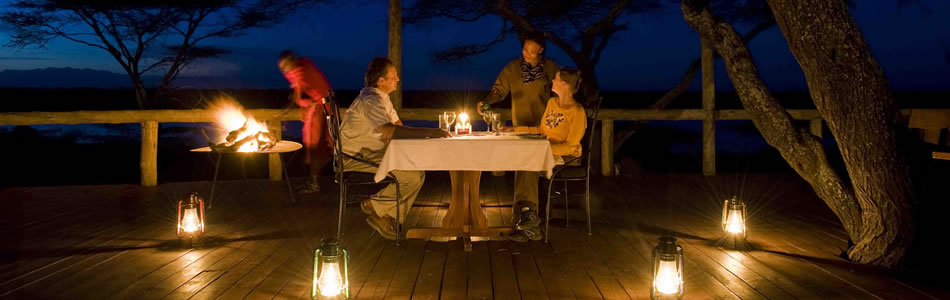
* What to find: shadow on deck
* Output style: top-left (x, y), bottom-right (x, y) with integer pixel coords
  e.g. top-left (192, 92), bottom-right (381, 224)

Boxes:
top-left (0, 173), bottom-right (947, 299)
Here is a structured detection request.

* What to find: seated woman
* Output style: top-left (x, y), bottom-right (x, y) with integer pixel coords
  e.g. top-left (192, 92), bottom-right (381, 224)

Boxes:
top-left (506, 67), bottom-right (587, 164)
top-left (501, 67), bottom-right (587, 242)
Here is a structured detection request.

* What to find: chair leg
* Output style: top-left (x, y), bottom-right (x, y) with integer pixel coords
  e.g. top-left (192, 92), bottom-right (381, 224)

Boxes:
top-left (337, 182), bottom-right (345, 239)
top-left (545, 179), bottom-right (554, 243)
top-left (393, 178), bottom-right (402, 246)
top-left (564, 182), bottom-right (569, 228)
top-left (586, 178), bottom-right (592, 236)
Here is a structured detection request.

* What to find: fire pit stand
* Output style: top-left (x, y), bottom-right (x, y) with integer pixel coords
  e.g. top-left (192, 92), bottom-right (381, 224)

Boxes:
top-left (190, 140), bottom-right (303, 209)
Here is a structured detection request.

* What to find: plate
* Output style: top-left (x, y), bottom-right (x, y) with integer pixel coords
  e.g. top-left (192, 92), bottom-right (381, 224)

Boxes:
top-left (498, 131), bottom-right (531, 136)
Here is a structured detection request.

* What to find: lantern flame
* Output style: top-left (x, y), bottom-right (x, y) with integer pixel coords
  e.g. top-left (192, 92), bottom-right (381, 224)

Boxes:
top-left (654, 259), bottom-right (681, 294)
top-left (318, 261), bottom-right (345, 297)
top-left (726, 209), bottom-right (744, 234)
top-left (181, 208), bottom-right (200, 233)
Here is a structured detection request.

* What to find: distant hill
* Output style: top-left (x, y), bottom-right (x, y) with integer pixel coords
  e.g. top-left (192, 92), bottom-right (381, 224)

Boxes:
top-left (0, 67), bottom-right (288, 89)
top-left (0, 67), bottom-right (161, 89)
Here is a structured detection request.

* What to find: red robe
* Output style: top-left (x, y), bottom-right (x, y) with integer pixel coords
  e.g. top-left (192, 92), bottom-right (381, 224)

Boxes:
top-left (281, 57), bottom-right (333, 168)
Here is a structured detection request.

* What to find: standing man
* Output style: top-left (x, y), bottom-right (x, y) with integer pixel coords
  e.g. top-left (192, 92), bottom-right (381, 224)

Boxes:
top-left (278, 51), bottom-right (333, 194)
top-left (341, 57), bottom-right (450, 240)
top-left (477, 31), bottom-right (559, 241)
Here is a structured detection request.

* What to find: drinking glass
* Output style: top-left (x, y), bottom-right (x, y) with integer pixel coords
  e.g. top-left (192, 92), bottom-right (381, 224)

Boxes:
top-left (491, 112), bottom-right (503, 134)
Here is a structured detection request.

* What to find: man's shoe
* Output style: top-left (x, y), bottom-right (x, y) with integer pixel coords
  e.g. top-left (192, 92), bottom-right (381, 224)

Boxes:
top-left (360, 200), bottom-right (376, 216)
top-left (515, 209), bottom-right (541, 230)
top-left (505, 227), bottom-right (542, 242)
top-left (295, 182), bottom-right (320, 194)
top-left (366, 215), bottom-right (398, 240)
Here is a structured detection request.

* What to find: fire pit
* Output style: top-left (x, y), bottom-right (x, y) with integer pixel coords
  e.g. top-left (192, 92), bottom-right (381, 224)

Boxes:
top-left (190, 98), bottom-right (303, 209)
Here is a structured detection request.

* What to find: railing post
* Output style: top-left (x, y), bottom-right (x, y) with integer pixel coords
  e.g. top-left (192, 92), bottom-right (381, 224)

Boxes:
top-left (601, 119), bottom-right (614, 176)
top-left (809, 119), bottom-right (823, 139)
top-left (140, 121), bottom-right (158, 186)
top-left (702, 37), bottom-right (716, 176)
top-left (269, 121), bottom-right (283, 181)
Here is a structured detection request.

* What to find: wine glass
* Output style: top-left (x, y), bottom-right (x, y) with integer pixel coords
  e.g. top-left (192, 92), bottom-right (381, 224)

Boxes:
top-left (444, 112), bottom-right (456, 131)
top-left (482, 112), bottom-right (493, 134)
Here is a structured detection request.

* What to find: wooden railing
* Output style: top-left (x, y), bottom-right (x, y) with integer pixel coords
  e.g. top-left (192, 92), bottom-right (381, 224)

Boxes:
top-left (1, 108), bottom-right (939, 186)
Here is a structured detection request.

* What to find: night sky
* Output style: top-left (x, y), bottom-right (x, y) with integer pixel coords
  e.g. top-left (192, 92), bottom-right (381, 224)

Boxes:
top-left (1, 0), bottom-right (948, 91)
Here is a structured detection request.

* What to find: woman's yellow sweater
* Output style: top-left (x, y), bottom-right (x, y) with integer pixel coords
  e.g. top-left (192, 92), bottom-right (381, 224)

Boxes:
top-left (514, 98), bottom-right (587, 157)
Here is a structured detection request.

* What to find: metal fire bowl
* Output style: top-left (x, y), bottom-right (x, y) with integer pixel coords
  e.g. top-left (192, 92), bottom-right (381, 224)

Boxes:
top-left (190, 140), bottom-right (303, 154)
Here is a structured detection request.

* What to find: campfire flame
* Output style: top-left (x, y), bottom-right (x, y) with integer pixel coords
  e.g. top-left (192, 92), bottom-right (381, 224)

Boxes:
top-left (208, 97), bottom-right (277, 152)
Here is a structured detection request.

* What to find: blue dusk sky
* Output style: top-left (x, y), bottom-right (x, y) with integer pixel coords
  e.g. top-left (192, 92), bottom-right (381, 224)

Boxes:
top-left (0, 0), bottom-right (948, 91)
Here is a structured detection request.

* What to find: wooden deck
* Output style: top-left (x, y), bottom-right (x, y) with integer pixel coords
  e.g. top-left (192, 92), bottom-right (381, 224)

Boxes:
top-left (1, 173), bottom-right (947, 299)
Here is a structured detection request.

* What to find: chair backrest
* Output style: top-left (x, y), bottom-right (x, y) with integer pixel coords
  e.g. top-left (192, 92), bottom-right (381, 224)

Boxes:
top-left (581, 98), bottom-right (602, 172)
top-left (322, 96), bottom-right (346, 179)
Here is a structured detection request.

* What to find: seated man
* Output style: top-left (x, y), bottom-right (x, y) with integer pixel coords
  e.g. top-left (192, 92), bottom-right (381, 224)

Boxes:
top-left (340, 57), bottom-right (450, 239)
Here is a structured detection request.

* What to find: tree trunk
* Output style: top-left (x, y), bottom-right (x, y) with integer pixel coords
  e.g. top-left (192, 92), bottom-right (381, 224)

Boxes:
top-left (682, 0), bottom-right (914, 267)
top-left (388, 0), bottom-right (403, 109)
top-left (765, 0), bottom-right (915, 267)
top-left (131, 77), bottom-right (148, 109)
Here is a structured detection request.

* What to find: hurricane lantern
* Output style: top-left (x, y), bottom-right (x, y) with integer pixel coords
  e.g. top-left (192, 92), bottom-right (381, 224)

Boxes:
top-left (651, 236), bottom-right (684, 299)
top-left (721, 197), bottom-right (747, 238)
top-left (313, 238), bottom-right (349, 299)
top-left (176, 193), bottom-right (206, 239)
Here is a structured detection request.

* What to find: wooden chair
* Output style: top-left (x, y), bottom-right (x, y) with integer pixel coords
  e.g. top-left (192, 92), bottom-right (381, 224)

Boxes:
top-left (544, 98), bottom-right (601, 242)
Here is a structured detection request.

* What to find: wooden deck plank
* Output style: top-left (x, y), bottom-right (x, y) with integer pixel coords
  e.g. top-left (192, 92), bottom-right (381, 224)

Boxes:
top-left (383, 239), bottom-right (428, 299)
top-left (0, 186), bottom-right (178, 296)
top-left (507, 241), bottom-right (549, 299)
top-left (0, 186), bottom-right (135, 283)
top-left (439, 240), bottom-right (468, 300)
top-left (527, 241), bottom-right (575, 299)
top-left (2, 174), bottom-right (945, 300)
top-left (409, 241), bottom-right (447, 299)
top-left (466, 241), bottom-right (494, 300)
top-left (761, 215), bottom-right (933, 299)
top-left (25, 186), bottom-right (265, 299)
top-left (488, 241), bottom-right (521, 300)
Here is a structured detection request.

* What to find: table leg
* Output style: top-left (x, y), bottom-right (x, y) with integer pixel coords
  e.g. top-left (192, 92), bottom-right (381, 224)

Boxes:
top-left (406, 170), bottom-right (511, 252)
top-left (208, 153), bottom-right (222, 209)
top-left (279, 153), bottom-right (296, 204)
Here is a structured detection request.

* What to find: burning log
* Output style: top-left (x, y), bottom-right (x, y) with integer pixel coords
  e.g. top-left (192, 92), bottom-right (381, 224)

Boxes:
top-left (211, 122), bottom-right (279, 152)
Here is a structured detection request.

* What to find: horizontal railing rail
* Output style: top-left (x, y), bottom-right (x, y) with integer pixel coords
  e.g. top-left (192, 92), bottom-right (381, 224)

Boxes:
top-left (2, 108), bottom-right (945, 186)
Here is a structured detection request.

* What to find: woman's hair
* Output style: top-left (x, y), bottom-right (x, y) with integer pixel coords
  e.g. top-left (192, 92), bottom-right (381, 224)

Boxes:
top-left (521, 31), bottom-right (546, 49)
top-left (558, 67), bottom-right (582, 93)
top-left (364, 57), bottom-right (393, 88)
top-left (558, 67), bottom-right (590, 107)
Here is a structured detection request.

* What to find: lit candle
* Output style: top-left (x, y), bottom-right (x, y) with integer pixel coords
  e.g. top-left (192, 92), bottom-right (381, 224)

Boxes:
top-left (457, 112), bottom-right (471, 135)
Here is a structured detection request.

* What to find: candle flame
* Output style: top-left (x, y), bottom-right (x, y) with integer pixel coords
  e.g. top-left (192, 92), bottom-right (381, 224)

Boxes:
top-left (458, 112), bottom-right (469, 124)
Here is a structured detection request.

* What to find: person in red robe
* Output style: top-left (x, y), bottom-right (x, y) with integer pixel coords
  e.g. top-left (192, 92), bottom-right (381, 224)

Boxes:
top-left (278, 50), bottom-right (333, 193)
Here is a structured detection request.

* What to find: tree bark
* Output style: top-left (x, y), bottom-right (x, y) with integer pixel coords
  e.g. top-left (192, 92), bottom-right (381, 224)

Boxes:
top-left (765, 0), bottom-right (915, 267)
top-left (132, 77), bottom-right (148, 109)
top-left (682, 0), bottom-right (915, 267)
top-left (389, 0), bottom-right (403, 109)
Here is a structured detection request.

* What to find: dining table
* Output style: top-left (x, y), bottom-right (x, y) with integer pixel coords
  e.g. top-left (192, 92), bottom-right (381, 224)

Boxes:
top-left (374, 132), bottom-right (556, 251)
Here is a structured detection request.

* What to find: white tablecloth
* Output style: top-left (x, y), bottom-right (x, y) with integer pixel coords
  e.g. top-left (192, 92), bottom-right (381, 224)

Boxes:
top-left (375, 134), bottom-right (555, 182)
